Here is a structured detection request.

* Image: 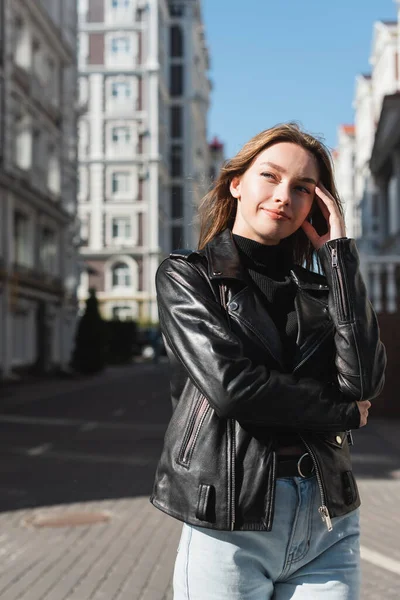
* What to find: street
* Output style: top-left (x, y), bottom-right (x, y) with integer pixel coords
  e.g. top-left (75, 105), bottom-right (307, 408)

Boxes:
top-left (0, 363), bottom-right (398, 599)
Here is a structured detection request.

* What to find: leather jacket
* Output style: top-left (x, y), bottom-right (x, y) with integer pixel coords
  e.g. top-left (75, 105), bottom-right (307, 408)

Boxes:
top-left (150, 229), bottom-right (386, 532)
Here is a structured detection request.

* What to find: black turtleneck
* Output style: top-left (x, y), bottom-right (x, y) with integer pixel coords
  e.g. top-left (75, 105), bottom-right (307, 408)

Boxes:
top-left (233, 234), bottom-right (302, 449)
top-left (233, 234), bottom-right (298, 369)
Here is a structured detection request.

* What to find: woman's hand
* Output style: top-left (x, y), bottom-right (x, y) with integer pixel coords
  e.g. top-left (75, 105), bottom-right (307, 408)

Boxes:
top-left (301, 183), bottom-right (346, 250)
top-left (357, 400), bottom-right (371, 428)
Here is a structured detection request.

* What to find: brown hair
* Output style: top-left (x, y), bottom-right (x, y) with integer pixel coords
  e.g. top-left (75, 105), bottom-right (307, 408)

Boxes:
top-left (198, 122), bottom-right (343, 269)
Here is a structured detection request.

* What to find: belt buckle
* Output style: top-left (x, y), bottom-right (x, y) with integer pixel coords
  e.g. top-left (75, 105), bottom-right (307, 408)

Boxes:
top-left (297, 452), bottom-right (315, 478)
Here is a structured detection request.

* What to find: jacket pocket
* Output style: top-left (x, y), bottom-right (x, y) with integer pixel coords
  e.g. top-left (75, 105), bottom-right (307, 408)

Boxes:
top-left (342, 470), bottom-right (358, 505)
top-left (177, 395), bottom-right (210, 468)
top-left (196, 484), bottom-right (216, 522)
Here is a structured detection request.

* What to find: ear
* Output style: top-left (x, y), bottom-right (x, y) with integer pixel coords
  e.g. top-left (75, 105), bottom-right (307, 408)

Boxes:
top-left (230, 176), bottom-right (242, 199)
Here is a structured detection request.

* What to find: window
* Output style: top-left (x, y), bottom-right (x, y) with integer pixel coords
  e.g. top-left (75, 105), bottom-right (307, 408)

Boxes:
top-left (47, 146), bottom-right (61, 195)
top-left (111, 36), bottom-right (130, 54)
top-left (171, 186), bottom-right (183, 219)
top-left (112, 305), bottom-right (133, 320)
top-left (170, 106), bottom-right (183, 138)
top-left (14, 16), bottom-right (30, 70)
top-left (170, 26), bottom-right (183, 57)
top-left (13, 211), bottom-right (31, 266)
top-left (112, 262), bottom-right (131, 287)
top-left (170, 4), bottom-right (184, 16)
top-left (15, 113), bottom-right (32, 170)
top-left (112, 171), bottom-right (130, 193)
top-left (170, 145), bottom-right (183, 178)
top-left (112, 126), bottom-right (131, 143)
top-left (112, 216), bottom-right (131, 240)
top-left (171, 225), bottom-right (183, 249)
top-left (112, 0), bottom-right (130, 6)
top-left (170, 65), bottom-right (184, 96)
top-left (111, 81), bottom-right (131, 98)
top-left (39, 227), bottom-right (57, 273)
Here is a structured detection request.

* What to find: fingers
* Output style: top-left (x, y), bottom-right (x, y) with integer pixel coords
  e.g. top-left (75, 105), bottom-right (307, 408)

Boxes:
top-left (301, 220), bottom-right (321, 249)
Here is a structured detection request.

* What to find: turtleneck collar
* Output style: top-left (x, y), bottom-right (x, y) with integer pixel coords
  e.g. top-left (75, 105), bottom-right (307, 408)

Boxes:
top-left (232, 234), bottom-right (293, 281)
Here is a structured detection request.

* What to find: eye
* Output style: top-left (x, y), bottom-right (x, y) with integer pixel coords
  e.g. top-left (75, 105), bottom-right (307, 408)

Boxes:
top-left (295, 185), bottom-right (311, 194)
top-left (261, 172), bottom-right (276, 180)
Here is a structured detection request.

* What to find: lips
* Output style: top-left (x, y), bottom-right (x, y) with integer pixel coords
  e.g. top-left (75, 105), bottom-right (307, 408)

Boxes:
top-left (262, 209), bottom-right (291, 221)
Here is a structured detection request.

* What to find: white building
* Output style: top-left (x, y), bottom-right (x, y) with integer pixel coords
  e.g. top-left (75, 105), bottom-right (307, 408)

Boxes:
top-left (77, 0), bottom-right (211, 323)
top-left (335, 19), bottom-right (400, 309)
top-left (333, 125), bottom-right (357, 238)
top-left (0, 0), bottom-right (79, 378)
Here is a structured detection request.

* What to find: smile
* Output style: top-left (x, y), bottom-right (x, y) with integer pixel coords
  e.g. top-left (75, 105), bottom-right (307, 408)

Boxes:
top-left (262, 209), bottom-right (291, 221)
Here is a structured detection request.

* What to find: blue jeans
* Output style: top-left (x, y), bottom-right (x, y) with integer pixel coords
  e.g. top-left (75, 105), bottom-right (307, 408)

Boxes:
top-left (173, 475), bottom-right (360, 599)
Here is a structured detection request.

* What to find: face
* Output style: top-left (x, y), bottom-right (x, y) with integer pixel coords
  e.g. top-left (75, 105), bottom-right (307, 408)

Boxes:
top-left (230, 142), bottom-right (319, 245)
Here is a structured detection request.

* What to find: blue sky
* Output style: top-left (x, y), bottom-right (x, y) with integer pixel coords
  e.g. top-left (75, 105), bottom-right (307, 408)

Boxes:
top-left (202, 0), bottom-right (397, 158)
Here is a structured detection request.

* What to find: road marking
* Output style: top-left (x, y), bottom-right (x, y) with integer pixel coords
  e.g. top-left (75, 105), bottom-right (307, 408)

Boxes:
top-left (361, 545), bottom-right (400, 576)
top-left (27, 443), bottom-right (52, 456)
top-left (10, 445), bottom-right (156, 467)
top-left (0, 414), bottom-right (166, 433)
top-left (80, 422), bottom-right (98, 432)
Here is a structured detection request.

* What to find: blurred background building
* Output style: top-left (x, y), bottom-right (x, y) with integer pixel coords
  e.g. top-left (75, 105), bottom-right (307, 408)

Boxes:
top-left (335, 11), bottom-right (400, 416)
top-left (0, 0), bottom-right (79, 379)
top-left (77, 0), bottom-right (212, 323)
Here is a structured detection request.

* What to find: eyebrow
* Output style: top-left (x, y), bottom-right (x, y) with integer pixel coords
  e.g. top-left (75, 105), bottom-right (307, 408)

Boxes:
top-left (259, 161), bottom-right (317, 186)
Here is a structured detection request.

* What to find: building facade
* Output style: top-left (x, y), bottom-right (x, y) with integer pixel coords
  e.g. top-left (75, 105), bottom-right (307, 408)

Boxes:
top-left (0, 0), bottom-right (79, 378)
top-left (77, 0), bottom-right (211, 323)
top-left (335, 17), bottom-right (400, 416)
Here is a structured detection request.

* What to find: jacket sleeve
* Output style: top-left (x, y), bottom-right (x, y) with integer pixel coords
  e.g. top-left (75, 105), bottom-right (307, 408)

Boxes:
top-left (156, 256), bottom-right (361, 432)
top-left (318, 238), bottom-right (386, 401)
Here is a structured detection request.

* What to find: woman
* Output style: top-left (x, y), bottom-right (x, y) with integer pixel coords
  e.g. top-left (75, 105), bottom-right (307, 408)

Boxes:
top-left (150, 123), bottom-right (386, 599)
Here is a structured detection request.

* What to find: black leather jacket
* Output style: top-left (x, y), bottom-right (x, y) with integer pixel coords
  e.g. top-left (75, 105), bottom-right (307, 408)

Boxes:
top-left (150, 229), bottom-right (386, 531)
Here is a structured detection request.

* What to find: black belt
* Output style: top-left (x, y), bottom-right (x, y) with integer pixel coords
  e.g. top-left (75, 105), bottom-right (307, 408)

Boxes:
top-left (276, 452), bottom-right (315, 478)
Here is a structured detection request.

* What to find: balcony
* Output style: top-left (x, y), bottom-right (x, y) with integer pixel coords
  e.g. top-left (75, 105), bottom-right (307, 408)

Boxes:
top-left (362, 256), bottom-right (400, 314)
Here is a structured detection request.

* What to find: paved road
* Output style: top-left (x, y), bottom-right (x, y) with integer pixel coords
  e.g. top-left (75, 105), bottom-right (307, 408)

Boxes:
top-left (0, 363), bottom-right (398, 599)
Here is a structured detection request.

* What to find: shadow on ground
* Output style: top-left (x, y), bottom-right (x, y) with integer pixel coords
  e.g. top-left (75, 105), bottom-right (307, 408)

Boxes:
top-left (0, 363), bottom-right (398, 513)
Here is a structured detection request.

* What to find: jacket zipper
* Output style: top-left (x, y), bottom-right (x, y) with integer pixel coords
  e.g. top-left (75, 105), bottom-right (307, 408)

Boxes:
top-left (229, 419), bottom-right (236, 530)
top-left (331, 247), bottom-right (350, 322)
top-left (300, 435), bottom-right (333, 532)
top-left (179, 396), bottom-right (210, 465)
top-left (292, 324), bottom-right (334, 374)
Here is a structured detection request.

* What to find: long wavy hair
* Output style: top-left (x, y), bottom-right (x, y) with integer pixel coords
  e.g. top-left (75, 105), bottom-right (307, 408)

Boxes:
top-left (198, 123), bottom-right (343, 269)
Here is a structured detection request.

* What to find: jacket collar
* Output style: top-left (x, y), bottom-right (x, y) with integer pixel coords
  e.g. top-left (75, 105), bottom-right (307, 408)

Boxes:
top-left (202, 229), bottom-right (328, 291)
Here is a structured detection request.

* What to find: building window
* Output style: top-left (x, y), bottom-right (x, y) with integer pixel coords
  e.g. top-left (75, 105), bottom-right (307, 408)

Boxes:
top-left (171, 186), bottom-right (183, 219)
top-left (112, 126), bottom-right (131, 143)
top-left (170, 4), bottom-right (184, 16)
top-left (13, 211), bottom-right (31, 267)
top-left (39, 227), bottom-right (57, 274)
top-left (112, 305), bottom-right (133, 320)
top-left (170, 106), bottom-right (183, 138)
top-left (112, 171), bottom-right (130, 193)
top-left (170, 65), bottom-right (184, 96)
top-left (112, 262), bottom-right (131, 287)
top-left (111, 81), bottom-right (131, 98)
top-left (14, 113), bottom-right (32, 170)
top-left (171, 225), bottom-right (183, 249)
top-left (170, 145), bottom-right (183, 178)
top-left (111, 36), bottom-right (130, 54)
top-left (112, 216), bottom-right (131, 240)
top-left (47, 146), bottom-right (61, 195)
top-left (112, 0), bottom-right (130, 6)
top-left (14, 16), bottom-right (30, 70)
top-left (170, 26), bottom-right (183, 57)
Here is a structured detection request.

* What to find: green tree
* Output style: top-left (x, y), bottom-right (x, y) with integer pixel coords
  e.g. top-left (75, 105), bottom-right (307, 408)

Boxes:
top-left (71, 288), bottom-right (106, 374)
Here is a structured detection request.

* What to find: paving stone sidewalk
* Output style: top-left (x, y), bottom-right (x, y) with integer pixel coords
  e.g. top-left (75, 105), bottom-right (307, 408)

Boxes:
top-left (0, 368), bottom-right (398, 599)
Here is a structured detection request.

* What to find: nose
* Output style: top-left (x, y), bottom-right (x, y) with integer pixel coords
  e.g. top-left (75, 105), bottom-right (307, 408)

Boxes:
top-left (273, 182), bottom-right (291, 205)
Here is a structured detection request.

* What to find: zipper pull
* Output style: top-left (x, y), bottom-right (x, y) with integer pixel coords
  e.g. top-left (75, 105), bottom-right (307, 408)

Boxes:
top-left (319, 505), bottom-right (333, 532)
top-left (331, 248), bottom-right (338, 268)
